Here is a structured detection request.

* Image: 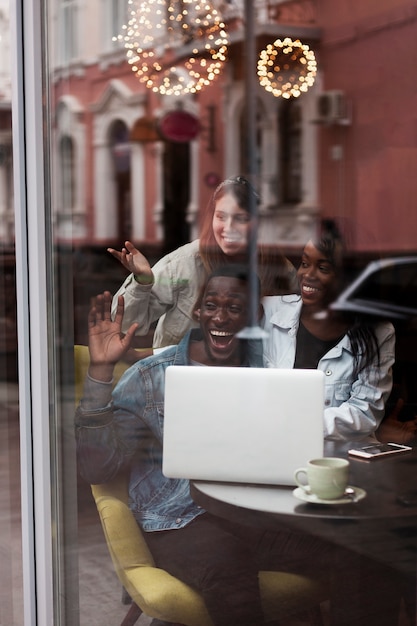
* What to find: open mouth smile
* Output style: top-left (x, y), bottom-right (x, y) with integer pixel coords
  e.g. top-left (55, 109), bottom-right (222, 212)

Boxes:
top-left (209, 329), bottom-right (235, 348)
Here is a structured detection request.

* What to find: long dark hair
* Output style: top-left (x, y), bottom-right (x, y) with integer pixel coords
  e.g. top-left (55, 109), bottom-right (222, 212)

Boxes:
top-left (348, 319), bottom-right (381, 377)
top-left (316, 222), bottom-right (381, 377)
top-left (199, 175), bottom-right (293, 296)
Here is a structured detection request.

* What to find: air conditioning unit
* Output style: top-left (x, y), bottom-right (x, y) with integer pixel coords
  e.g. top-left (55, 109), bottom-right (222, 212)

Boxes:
top-left (315, 91), bottom-right (351, 125)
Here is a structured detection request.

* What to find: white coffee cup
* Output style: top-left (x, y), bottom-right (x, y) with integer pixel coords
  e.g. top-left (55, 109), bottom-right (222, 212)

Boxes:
top-left (294, 457), bottom-right (350, 500)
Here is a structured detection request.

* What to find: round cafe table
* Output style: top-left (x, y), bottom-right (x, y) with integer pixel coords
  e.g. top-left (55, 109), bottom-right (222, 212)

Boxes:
top-left (190, 441), bottom-right (417, 576)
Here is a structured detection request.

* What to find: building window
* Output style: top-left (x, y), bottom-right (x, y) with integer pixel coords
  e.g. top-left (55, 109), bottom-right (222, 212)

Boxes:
top-left (60, 0), bottom-right (78, 62)
top-left (239, 100), bottom-right (264, 179)
top-left (102, 0), bottom-right (125, 51)
top-left (59, 135), bottom-right (75, 211)
top-left (109, 120), bottom-right (131, 240)
top-left (279, 99), bottom-right (302, 204)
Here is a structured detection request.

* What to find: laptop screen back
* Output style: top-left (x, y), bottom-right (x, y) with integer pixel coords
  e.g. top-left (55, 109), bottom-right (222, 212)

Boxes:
top-left (163, 366), bottom-right (324, 486)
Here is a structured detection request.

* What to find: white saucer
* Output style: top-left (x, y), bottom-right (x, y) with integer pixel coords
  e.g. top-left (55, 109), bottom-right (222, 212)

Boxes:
top-left (293, 486), bottom-right (367, 505)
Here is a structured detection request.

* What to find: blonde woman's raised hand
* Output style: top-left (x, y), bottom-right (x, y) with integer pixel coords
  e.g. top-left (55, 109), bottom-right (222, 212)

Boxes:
top-left (107, 240), bottom-right (154, 284)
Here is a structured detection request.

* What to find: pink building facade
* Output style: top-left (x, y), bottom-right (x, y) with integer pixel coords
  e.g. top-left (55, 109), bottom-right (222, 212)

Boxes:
top-left (50, 0), bottom-right (417, 261)
top-left (318, 0), bottom-right (417, 255)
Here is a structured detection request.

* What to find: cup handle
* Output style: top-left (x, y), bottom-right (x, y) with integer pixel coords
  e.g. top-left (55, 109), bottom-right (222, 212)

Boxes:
top-left (294, 468), bottom-right (309, 492)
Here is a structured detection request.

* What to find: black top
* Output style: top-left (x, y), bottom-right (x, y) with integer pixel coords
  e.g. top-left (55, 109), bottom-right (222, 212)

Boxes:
top-left (294, 321), bottom-right (342, 369)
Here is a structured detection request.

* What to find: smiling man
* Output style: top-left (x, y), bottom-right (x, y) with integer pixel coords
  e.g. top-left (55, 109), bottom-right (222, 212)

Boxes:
top-left (75, 264), bottom-right (267, 626)
top-left (188, 267), bottom-right (259, 366)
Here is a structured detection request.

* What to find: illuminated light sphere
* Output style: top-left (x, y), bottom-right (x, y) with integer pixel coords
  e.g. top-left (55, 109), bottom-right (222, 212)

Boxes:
top-left (114, 0), bottom-right (229, 96)
top-left (257, 37), bottom-right (317, 98)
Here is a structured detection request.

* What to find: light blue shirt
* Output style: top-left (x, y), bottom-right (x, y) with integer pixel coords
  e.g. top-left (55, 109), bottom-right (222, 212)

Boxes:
top-left (262, 295), bottom-right (395, 441)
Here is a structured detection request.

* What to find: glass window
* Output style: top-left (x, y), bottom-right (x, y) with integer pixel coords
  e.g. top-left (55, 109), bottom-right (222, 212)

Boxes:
top-left (239, 101), bottom-right (264, 181)
top-left (10, 0), bottom-right (417, 623)
top-left (0, 1), bottom-right (22, 623)
top-left (109, 119), bottom-right (132, 240)
top-left (60, 135), bottom-right (75, 211)
top-left (0, 251), bottom-right (22, 626)
top-left (103, 0), bottom-right (125, 51)
top-left (60, 0), bottom-right (78, 62)
top-left (279, 99), bottom-right (302, 203)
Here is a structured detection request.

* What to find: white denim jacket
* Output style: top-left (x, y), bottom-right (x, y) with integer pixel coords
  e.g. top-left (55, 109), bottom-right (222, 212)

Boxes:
top-left (262, 295), bottom-right (395, 442)
top-left (112, 240), bottom-right (204, 348)
top-left (112, 239), bottom-right (298, 349)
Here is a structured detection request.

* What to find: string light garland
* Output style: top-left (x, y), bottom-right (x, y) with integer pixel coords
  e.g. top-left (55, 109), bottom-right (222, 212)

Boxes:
top-left (257, 37), bottom-right (317, 99)
top-left (114, 0), bottom-right (229, 96)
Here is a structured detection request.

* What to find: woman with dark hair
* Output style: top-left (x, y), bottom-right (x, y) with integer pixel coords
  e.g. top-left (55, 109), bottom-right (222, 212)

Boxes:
top-left (108, 176), bottom-right (296, 349)
top-left (262, 227), bottom-right (396, 441)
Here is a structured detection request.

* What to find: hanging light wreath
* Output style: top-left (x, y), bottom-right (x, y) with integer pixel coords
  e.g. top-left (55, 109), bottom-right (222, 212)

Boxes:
top-left (257, 37), bottom-right (317, 99)
top-left (114, 0), bottom-right (229, 96)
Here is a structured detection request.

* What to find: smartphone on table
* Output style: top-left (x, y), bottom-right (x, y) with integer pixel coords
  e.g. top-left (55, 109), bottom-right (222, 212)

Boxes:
top-left (348, 442), bottom-right (412, 459)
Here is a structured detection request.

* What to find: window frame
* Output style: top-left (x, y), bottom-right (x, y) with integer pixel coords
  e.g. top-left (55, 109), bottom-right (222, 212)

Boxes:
top-left (10, 0), bottom-right (54, 623)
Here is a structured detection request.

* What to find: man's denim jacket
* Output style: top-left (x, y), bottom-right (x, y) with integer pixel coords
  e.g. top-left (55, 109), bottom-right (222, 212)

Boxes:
top-left (75, 330), bottom-right (207, 531)
top-left (75, 330), bottom-right (261, 532)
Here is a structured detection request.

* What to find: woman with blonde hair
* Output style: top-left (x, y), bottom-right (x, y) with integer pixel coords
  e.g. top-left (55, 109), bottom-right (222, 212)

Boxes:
top-left (109, 175), bottom-right (297, 350)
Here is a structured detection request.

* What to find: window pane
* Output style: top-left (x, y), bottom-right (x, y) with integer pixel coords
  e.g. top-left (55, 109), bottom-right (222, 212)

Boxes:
top-left (40, 0), bottom-right (417, 624)
top-left (0, 0), bottom-right (22, 621)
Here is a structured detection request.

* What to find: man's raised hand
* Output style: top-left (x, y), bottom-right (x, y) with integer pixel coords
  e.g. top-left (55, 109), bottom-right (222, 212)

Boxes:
top-left (88, 291), bottom-right (138, 381)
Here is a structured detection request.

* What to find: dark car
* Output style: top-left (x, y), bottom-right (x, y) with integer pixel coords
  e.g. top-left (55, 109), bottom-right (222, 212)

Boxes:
top-left (331, 256), bottom-right (417, 320)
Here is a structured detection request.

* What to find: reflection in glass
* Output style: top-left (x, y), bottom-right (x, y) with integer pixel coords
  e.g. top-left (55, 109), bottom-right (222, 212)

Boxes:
top-left (60, 135), bottom-right (75, 211)
top-left (0, 1), bottom-right (22, 623)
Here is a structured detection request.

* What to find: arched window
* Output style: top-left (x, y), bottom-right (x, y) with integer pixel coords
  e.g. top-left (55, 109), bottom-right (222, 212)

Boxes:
top-left (59, 135), bottom-right (75, 211)
top-left (279, 99), bottom-right (302, 204)
top-left (110, 119), bottom-right (130, 173)
top-left (109, 119), bottom-right (131, 240)
top-left (239, 99), bottom-right (264, 178)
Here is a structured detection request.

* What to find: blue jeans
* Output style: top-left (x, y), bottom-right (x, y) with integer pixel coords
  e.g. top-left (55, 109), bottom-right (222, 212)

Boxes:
top-left (144, 512), bottom-right (401, 626)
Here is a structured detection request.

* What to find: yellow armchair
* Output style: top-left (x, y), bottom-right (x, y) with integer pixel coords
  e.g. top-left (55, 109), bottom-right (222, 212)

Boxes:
top-left (75, 345), bottom-right (327, 626)
top-left (91, 475), bottom-right (327, 626)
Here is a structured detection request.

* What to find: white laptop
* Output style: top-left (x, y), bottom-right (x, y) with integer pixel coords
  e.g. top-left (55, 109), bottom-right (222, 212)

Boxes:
top-left (162, 366), bottom-right (325, 486)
